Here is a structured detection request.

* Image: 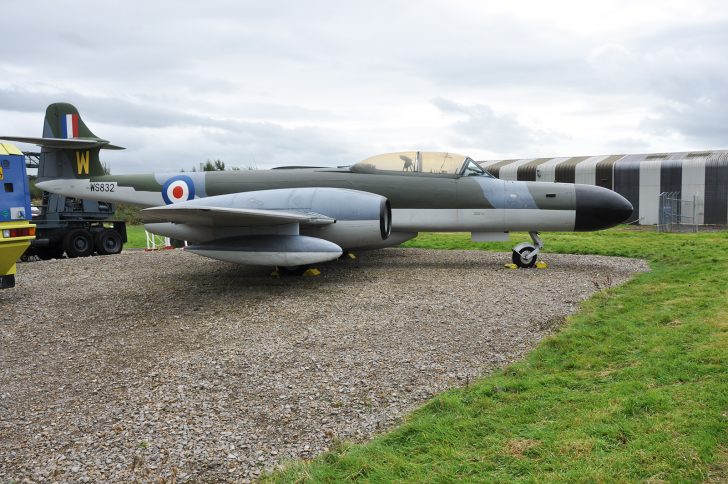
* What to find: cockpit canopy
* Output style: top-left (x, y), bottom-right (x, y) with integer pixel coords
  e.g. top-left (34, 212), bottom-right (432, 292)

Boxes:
top-left (351, 151), bottom-right (492, 178)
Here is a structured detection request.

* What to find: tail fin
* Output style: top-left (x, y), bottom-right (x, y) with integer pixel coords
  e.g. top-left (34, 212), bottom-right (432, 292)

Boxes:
top-left (43, 102), bottom-right (100, 139)
top-left (0, 102), bottom-right (124, 181)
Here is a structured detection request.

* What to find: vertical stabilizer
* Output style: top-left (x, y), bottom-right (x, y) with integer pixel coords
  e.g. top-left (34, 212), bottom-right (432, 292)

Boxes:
top-left (42, 102), bottom-right (100, 140)
top-left (0, 103), bottom-right (123, 181)
top-left (39, 103), bottom-right (105, 180)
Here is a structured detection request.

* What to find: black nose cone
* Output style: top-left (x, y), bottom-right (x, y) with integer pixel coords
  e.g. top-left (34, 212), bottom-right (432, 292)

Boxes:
top-left (574, 185), bottom-right (634, 231)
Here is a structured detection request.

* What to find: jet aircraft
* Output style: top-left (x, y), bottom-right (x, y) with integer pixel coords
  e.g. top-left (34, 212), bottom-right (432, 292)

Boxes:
top-left (3, 103), bottom-right (633, 268)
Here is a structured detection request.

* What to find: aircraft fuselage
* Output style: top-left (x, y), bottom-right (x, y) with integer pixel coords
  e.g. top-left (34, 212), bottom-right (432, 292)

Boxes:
top-left (37, 167), bottom-right (632, 235)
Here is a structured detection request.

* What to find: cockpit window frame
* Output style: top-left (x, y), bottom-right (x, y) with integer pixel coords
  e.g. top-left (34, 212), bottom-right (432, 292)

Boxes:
top-left (458, 157), bottom-right (494, 178)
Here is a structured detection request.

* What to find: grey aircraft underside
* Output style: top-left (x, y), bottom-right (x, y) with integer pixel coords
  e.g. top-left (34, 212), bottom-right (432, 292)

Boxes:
top-left (4, 103), bottom-right (633, 268)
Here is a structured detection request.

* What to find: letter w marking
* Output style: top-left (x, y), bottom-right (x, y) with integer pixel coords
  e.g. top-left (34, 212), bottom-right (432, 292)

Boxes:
top-left (76, 150), bottom-right (90, 175)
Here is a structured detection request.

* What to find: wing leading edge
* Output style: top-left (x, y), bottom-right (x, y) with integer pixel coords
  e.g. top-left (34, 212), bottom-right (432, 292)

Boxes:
top-left (140, 204), bottom-right (336, 227)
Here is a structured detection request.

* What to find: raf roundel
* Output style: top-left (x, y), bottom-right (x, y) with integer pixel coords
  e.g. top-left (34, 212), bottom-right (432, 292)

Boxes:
top-left (162, 175), bottom-right (196, 205)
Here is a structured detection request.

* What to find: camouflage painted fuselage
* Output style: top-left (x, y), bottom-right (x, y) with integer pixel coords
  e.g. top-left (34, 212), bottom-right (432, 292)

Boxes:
top-left (38, 166), bottom-right (632, 234)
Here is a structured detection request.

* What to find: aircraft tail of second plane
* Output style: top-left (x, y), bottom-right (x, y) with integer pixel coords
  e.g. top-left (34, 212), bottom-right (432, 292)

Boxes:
top-left (1, 102), bottom-right (124, 180)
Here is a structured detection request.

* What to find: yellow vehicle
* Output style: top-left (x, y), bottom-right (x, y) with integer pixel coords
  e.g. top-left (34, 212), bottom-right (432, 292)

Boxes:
top-left (0, 143), bottom-right (35, 288)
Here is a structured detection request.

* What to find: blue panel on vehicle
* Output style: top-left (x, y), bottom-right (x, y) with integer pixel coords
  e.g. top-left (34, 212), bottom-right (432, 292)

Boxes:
top-left (0, 154), bottom-right (32, 222)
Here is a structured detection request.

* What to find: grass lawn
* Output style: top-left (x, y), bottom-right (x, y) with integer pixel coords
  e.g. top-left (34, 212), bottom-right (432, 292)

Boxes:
top-left (125, 224), bottom-right (148, 249)
top-left (266, 227), bottom-right (728, 482)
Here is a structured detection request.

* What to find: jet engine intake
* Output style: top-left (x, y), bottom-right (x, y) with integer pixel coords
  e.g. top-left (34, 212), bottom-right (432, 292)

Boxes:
top-left (302, 197), bottom-right (392, 250)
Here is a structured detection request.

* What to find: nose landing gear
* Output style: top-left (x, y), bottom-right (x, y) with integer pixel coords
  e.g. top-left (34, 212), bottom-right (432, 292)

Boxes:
top-left (511, 232), bottom-right (543, 268)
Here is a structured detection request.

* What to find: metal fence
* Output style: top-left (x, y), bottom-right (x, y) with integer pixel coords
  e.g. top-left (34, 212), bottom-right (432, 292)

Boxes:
top-left (658, 192), bottom-right (699, 232)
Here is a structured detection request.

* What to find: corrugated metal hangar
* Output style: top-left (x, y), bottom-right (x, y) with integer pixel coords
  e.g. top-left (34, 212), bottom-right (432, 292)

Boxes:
top-left (478, 151), bottom-right (728, 225)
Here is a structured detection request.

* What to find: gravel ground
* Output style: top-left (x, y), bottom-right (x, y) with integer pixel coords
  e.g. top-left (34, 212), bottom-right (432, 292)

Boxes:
top-left (0, 248), bottom-right (647, 482)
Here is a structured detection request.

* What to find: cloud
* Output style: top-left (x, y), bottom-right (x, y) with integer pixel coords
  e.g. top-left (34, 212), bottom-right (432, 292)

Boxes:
top-left (0, 85), bottom-right (358, 172)
top-left (640, 90), bottom-right (728, 147)
top-left (432, 98), bottom-right (560, 153)
top-left (0, 86), bottom-right (223, 129)
top-left (0, 1), bottom-right (726, 167)
top-left (604, 136), bottom-right (650, 151)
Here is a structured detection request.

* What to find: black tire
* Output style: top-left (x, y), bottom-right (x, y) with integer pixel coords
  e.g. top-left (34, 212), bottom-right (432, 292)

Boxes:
top-left (48, 245), bottom-right (65, 259)
top-left (0, 274), bottom-right (15, 289)
top-left (279, 265), bottom-right (310, 276)
top-left (37, 246), bottom-right (64, 260)
top-left (64, 229), bottom-right (94, 258)
top-left (169, 238), bottom-right (186, 249)
top-left (95, 229), bottom-right (123, 255)
top-left (37, 250), bottom-right (55, 260)
top-left (512, 246), bottom-right (537, 268)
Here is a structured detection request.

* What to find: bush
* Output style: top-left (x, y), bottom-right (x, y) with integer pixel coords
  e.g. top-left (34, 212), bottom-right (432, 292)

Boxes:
top-left (114, 203), bottom-right (142, 224)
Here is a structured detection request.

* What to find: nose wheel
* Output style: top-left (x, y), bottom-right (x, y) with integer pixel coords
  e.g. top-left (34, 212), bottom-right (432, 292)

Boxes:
top-left (511, 232), bottom-right (543, 269)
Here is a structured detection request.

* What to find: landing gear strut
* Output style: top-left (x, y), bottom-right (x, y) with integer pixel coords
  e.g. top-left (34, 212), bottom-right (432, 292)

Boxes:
top-left (511, 232), bottom-right (543, 268)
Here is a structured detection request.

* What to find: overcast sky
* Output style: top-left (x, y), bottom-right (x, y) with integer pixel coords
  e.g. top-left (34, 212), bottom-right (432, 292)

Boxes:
top-left (1, 1), bottom-right (727, 172)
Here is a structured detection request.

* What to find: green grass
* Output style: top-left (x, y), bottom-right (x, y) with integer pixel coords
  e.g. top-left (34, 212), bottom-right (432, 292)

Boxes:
top-left (125, 225), bottom-right (189, 249)
top-left (124, 224), bottom-right (148, 249)
top-left (267, 227), bottom-right (728, 482)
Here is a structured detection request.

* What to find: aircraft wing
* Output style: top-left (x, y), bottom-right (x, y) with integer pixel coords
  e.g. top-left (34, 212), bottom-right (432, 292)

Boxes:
top-left (140, 204), bottom-right (336, 227)
top-left (0, 136), bottom-right (125, 150)
top-left (140, 187), bottom-right (389, 266)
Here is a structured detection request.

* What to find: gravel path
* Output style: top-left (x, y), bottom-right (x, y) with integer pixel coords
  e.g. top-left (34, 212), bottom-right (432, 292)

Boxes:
top-left (0, 248), bottom-right (647, 482)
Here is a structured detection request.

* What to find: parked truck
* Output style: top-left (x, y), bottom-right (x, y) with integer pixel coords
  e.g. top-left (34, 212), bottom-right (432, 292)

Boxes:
top-left (23, 152), bottom-right (127, 260)
top-left (0, 143), bottom-right (35, 288)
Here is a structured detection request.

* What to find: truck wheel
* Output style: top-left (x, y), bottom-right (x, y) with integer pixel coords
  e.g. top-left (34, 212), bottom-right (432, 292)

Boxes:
top-left (0, 275), bottom-right (15, 289)
top-left (96, 229), bottom-right (123, 255)
top-left (64, 229), bottom-right (94, 258)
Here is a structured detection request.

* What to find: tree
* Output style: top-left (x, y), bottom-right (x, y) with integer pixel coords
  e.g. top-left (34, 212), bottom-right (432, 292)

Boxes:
top-left (182, 159), bottom-right (246, 172)
top-left (202, 159), bottom-right (226, 171)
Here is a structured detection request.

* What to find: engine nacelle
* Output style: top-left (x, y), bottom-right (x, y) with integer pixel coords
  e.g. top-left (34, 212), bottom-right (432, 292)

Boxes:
top-left (293, 187), bottom-right (392, 244)
top-left (237, 186), bottom-right (392, 250)
top-left (301, 193), bottom-right (392, 250)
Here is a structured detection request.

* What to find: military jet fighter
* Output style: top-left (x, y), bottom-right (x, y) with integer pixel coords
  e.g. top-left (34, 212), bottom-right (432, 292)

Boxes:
top-left (3, 103), bottom-right (632, 268)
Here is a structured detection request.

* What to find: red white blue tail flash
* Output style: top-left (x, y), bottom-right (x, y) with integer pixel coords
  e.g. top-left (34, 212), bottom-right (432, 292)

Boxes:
top-left (162, 175), bottom-right (195, 204)
top-left (60, 114), bottom-right (79, 138)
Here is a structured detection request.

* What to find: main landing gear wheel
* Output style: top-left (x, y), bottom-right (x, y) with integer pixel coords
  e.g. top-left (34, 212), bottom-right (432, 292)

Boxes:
top-left (278, 265), bottom-right (310, 276)
top-left (64, 229), bottom-right (94, 258)
top-left (512, 246), bottom-right (537, 268)
top-left (35, 250), bottom-right (54, 261)
top-left (511, 231), bottom-right (544, 269)
top-left (95, 229), bottom-right (123, 255)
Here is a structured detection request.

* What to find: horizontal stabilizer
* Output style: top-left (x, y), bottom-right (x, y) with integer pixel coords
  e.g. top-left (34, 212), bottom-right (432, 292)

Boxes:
top-left (0, 136), bottom-right (125, 150)
top-left (140, 204), bottom-right (335, 227)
